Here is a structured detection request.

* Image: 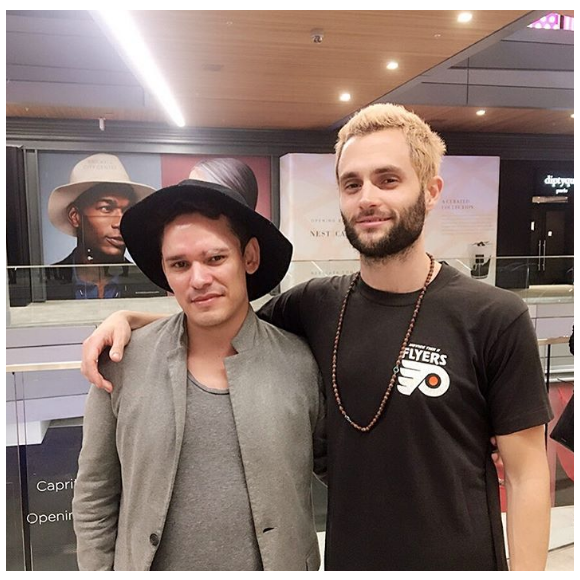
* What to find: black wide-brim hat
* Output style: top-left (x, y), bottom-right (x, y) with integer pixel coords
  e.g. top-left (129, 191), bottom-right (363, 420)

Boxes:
top-left (120, 179), bottom-right (293, 301)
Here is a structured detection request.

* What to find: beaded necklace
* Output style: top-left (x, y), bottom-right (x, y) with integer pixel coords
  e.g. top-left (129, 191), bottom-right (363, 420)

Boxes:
top-left (331, 253), bottom-right (435, 432)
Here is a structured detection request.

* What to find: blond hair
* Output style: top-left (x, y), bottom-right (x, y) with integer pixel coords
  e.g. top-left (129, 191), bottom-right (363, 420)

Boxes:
top-left (335, 103), bottom-right (446, 188)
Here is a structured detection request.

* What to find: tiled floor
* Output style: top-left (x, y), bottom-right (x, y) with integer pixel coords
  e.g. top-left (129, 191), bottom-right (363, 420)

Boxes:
top-left (545, 544), bottom-right (574, 571)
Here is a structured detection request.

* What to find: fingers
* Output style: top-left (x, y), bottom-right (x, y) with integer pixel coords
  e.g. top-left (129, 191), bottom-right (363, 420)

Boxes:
top-left (109, 338), bottom-right (125, 363)
top-left (81, 335), bottom-right (115, 392)
top-left (80, 312), bottom-right (134, 393)
top-left (100, 378), bottom-right (114, 394)
top-left (489, 435), bottom-right (504, 470)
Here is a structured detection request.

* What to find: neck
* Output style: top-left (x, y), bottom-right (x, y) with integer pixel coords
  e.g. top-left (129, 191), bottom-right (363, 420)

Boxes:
top-left (186, 305), bottom-right (249, 358)
top-left (359, 239), bottom-right (440, 293)
top-left (75, 245), bottom-right (124, 266)
top-left (73, 248), bottom-right (112, 284)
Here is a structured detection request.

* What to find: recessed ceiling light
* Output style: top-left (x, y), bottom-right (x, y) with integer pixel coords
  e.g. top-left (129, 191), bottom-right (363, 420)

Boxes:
top-left (386, 61), bottom-right (399, 70)
top-left (476, 110), bottom-right (486, 116)
top-left (458, 13), bottom-right (473, 23)
top-left (339, 93), bottom-right (351, 102)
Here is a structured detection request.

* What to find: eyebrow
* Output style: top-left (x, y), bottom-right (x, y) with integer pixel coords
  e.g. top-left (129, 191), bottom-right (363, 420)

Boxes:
top-left (338, 165), bottom-right (403, 182)
top-left (95, 197), bottom-right (124, 205)
top-left (162, 253), bottom-right (187, 263)
top-left (162, 247), bottom-right (231, 262)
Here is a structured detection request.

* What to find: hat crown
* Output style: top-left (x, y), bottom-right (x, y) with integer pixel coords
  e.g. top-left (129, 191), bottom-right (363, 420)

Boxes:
top-left (178, 179), bottom-right (249, 208)
top-left (69, 154), bottom-right (131, 184)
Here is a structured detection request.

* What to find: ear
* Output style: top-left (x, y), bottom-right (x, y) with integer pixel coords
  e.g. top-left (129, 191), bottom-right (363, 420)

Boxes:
top-left (68, 205), bottom-right (82, 229)
top-left (243, 237), bottom-right (260, 275)
top-left (424, 176), bottom-right (444, 213)
top-left (160, 257), bottom-right (175, 295)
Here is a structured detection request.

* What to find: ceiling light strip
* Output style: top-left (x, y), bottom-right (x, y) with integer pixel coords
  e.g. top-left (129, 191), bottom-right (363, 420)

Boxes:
top-left (94, 10), bottom-right (186, 127)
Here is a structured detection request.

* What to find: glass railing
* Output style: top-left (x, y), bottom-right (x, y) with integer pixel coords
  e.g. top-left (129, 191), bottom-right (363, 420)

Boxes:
top-left (7, 369), bottom-right (27, 570)
top-left (6, 358), bottom-right (87, 571)
top-left (5, 256), bottom-right (574, 328)
top-left (279, 255), bottom-right (574, 303)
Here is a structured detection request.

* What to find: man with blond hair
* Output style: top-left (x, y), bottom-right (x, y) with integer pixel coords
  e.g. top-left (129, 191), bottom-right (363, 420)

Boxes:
top-left (81, 103), bottom-right (552, 571)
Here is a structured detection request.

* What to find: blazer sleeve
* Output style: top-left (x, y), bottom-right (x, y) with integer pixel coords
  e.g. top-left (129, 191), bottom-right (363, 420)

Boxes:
top-left (312, 372), bottom-right (328, 486)
top-left (72, 382), bottom-right (121, 571)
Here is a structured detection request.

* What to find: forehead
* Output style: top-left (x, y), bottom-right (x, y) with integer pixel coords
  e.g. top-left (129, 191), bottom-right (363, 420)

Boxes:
top-left (337, 128), bottom-right (413, 177)
top-left (81, 192), bottom-right (132, 206)
top-left (161, 213), bottom-right (239, 253)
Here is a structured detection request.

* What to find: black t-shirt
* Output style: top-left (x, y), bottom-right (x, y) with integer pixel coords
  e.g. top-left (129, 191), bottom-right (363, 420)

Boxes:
top-left (259, 263), bottom-right (553, 571)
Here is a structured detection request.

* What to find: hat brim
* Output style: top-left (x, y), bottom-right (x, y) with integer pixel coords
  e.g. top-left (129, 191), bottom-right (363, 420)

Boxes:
top-left (120, 180), bottom-right (293, 301)
top-left (48, 180), bottom-right (156, 236)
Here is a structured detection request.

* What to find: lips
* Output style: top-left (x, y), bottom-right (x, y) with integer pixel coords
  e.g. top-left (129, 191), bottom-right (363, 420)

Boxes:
top-left (191, 293), bottom-right (222, 305)
top-left (106, 237), bottom-right (125, 248)
top-left (355, 214), bottom-right (391, 227)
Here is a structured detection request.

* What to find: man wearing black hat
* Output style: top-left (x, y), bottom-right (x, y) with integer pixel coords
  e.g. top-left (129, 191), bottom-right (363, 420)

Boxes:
top-left (72, 180), bottom-right (325, 571)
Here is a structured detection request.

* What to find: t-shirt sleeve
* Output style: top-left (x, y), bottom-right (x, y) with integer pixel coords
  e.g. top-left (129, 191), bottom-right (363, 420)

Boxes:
top-left (485, 309), bottom-right (554, 435)
top-left (257, 281), bottom-right (309, 337)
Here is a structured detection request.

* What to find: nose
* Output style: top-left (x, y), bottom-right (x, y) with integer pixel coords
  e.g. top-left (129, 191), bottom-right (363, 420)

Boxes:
top-left (111, 209), bottom-right (124, 229)
top-left (188, 262), bottom-right (212, 289)
top-left (357, 181), bottom-right (380, 210)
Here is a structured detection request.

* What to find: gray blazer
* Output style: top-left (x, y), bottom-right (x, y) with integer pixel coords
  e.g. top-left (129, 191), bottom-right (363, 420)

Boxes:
top-left (72, 309), bottom-right (326, 571)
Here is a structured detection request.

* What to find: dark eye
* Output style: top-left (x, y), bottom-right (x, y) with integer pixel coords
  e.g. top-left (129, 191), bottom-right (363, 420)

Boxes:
top-left (342, 181), bottom-right (360, 192)
top-left (172, 261), bottom-right (188, 269)
top-left (97, 204), bottom-right (114, 214)
top-left (208, 255), bottom-right (226, 264)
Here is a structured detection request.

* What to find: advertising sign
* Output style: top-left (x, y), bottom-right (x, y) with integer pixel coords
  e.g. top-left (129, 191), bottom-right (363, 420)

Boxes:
top-left (536, 171), bottom-right (574, 197)
top-left (280, 153), bottom-right (500, 286)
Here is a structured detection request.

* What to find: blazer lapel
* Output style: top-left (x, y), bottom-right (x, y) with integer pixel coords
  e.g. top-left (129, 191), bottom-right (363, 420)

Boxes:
top-left (165, 314), bottom-right (189, 452)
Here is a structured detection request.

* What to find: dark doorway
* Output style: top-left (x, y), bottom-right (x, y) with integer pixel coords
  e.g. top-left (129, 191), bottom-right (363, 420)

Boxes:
top-left (529, 202), bottom-right (573, 285)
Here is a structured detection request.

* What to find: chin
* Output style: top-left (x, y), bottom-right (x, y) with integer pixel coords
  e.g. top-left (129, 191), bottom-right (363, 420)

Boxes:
top-left (187, 309), bottom-right (227, 328)
top-left (101, 249), bottom-right (126, 259)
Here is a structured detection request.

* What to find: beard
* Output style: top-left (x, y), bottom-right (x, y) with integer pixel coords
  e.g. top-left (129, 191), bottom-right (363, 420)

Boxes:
top-left (341, 191), bottom-right (426, 260)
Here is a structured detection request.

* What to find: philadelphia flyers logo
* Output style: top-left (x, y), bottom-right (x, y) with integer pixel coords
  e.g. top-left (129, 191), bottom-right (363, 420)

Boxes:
top-left (396, 360), bottom-right (450, 398)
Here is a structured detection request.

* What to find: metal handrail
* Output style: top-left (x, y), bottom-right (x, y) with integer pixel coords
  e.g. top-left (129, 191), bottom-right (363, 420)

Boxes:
top-left (5, 361), bottom-right (82, 373)
top-left (537, 336), bottom-right (570, 346)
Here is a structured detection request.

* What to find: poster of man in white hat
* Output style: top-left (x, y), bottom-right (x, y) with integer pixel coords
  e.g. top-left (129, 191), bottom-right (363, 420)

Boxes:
top-left (40, 152), bottom-right (164, 300)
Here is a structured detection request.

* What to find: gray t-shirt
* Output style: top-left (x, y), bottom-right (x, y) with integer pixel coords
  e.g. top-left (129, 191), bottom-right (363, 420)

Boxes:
top-left (150, 373), bottom-right (263, 571)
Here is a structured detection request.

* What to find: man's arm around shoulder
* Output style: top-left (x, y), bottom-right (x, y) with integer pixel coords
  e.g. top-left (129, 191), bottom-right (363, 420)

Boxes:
top-left (258, 282), bottom-right (309, 337)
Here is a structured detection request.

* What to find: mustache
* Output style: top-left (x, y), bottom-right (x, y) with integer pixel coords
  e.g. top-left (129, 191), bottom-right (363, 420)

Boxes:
top-left (186, 289), bottom-right (224, 302)
top-left (347, 209), bottom-right (394, 223)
